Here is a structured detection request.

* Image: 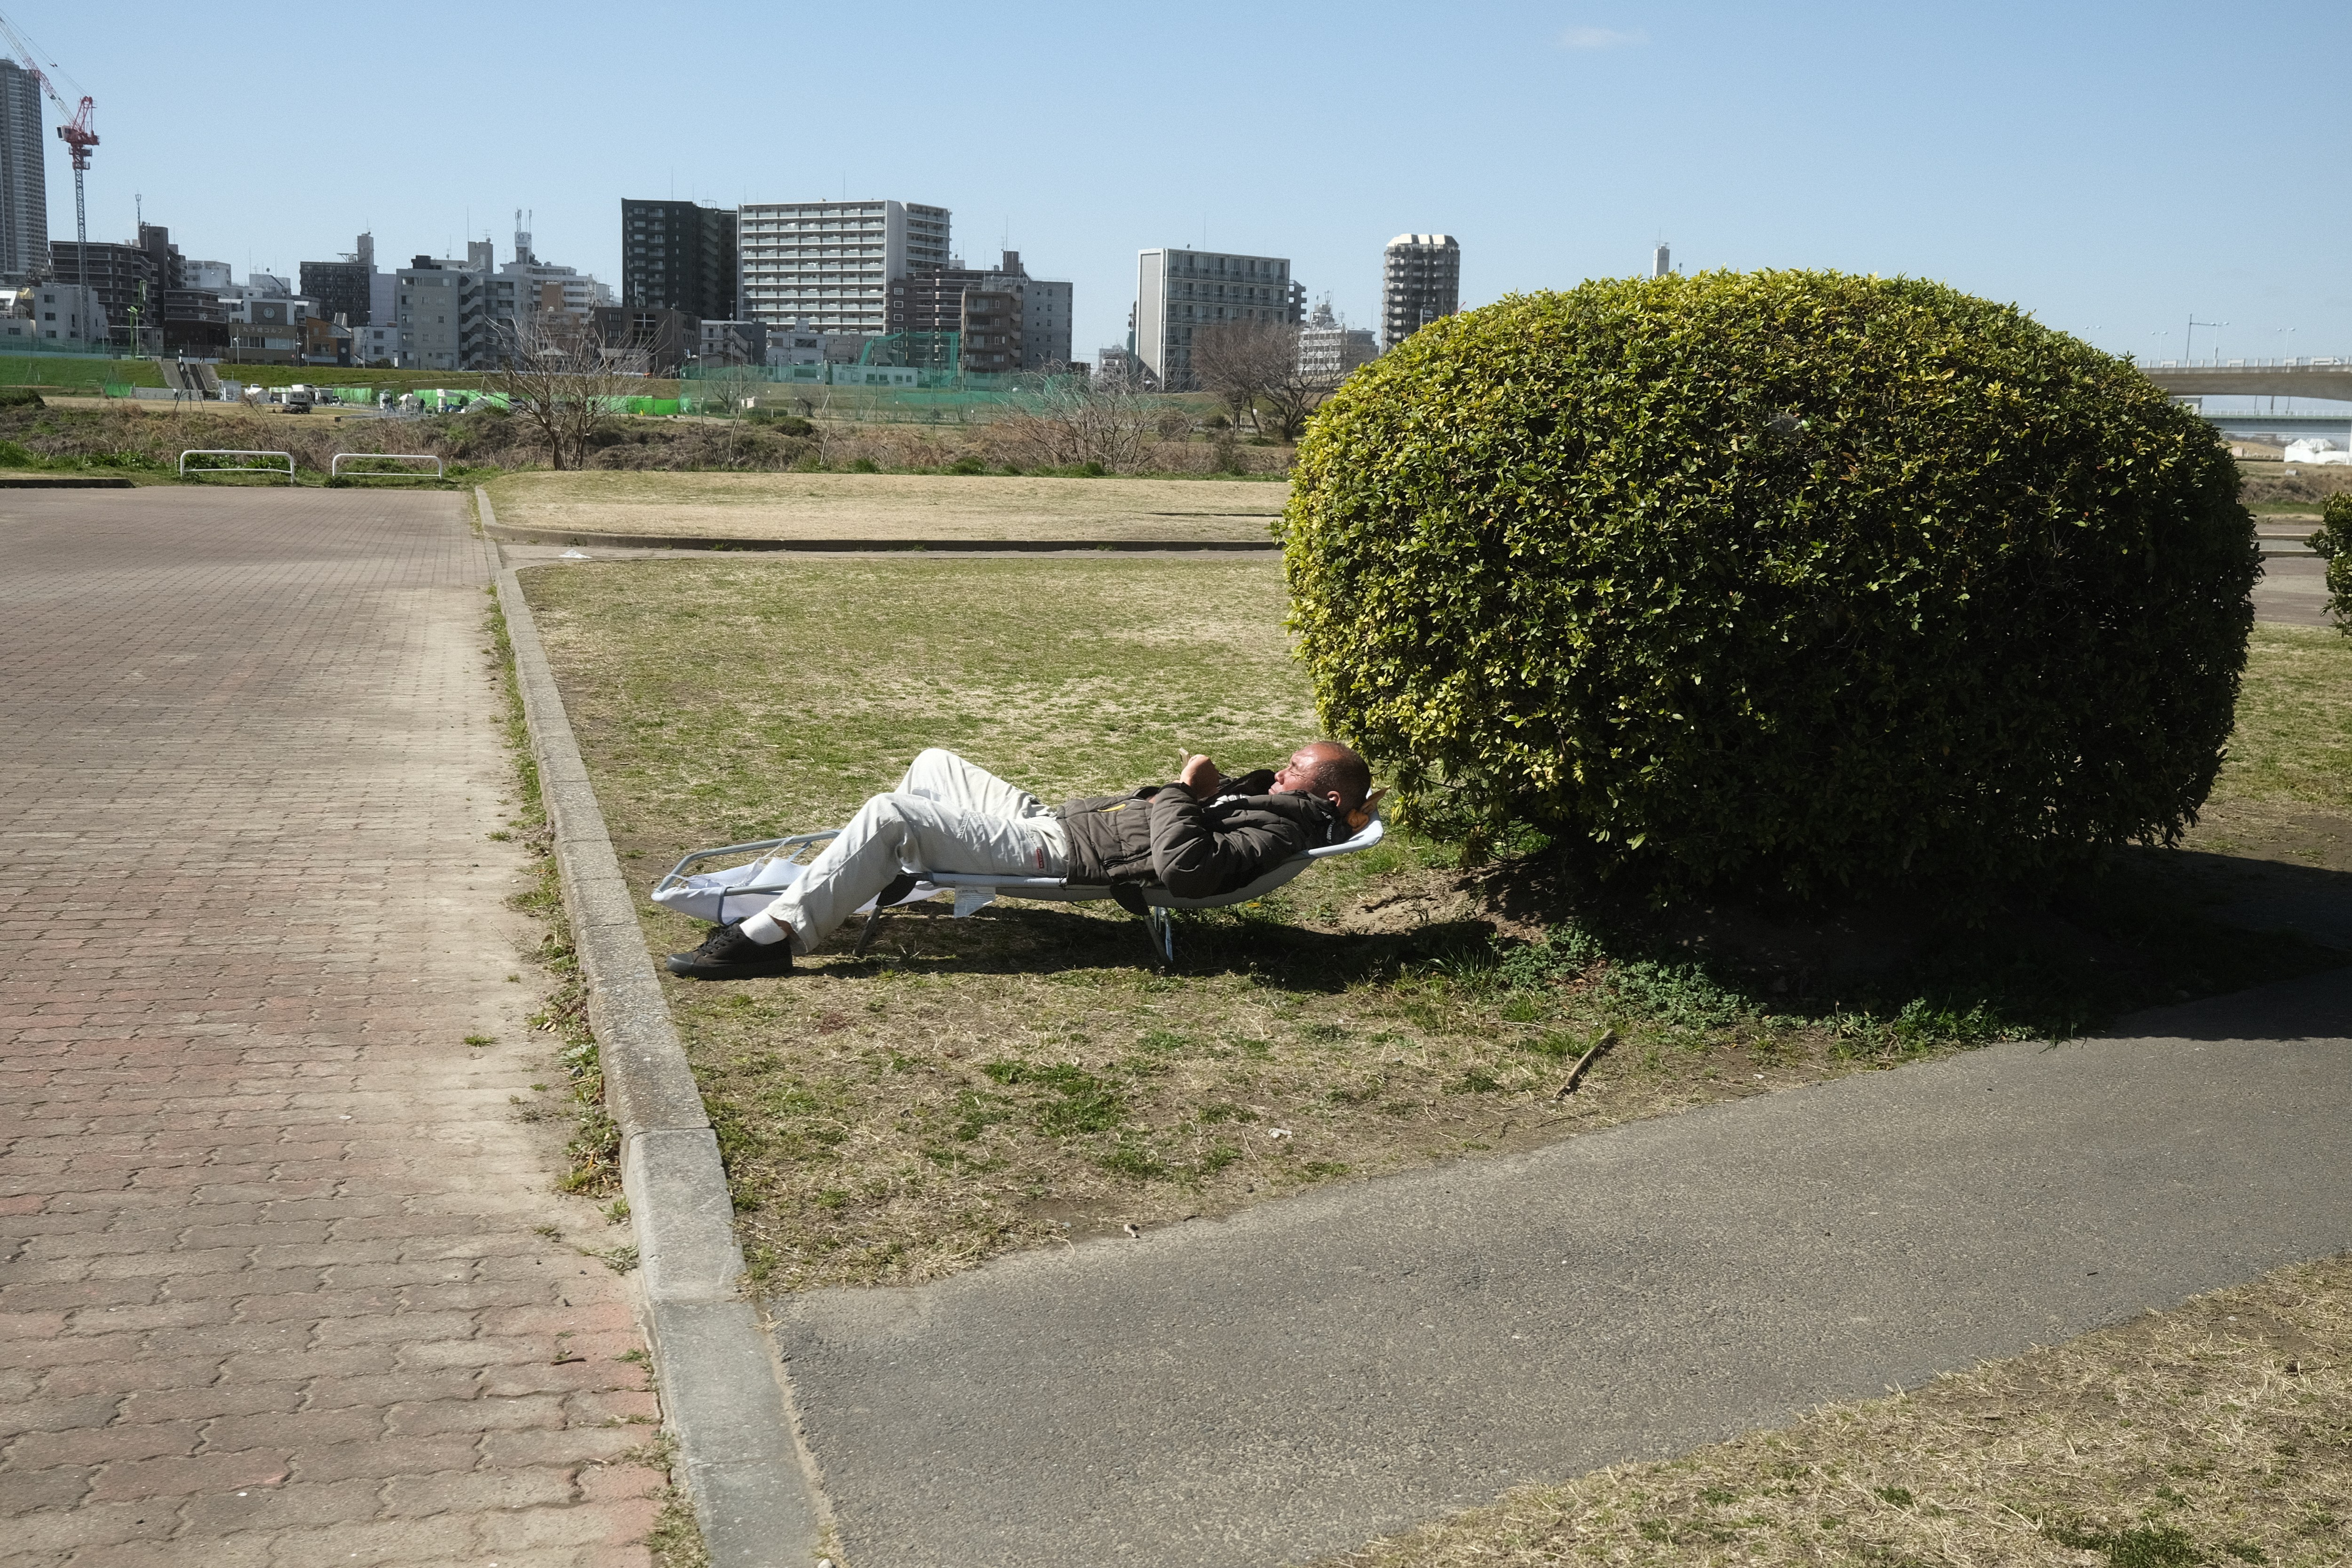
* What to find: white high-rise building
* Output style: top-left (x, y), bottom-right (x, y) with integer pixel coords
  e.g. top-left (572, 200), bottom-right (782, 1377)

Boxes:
top-left (0, 61), bottom-right (44, 286)
top-left (1380, 233), bottom-right (1459, 352)
top-left (736, 199), bottom-right (949, 340)
top-left (1135, 247), bottom-right (1295, 392)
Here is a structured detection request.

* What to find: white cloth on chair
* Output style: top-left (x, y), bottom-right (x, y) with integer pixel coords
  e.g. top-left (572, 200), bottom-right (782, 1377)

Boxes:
top-left (755, 749), bottom-right (1067, 955)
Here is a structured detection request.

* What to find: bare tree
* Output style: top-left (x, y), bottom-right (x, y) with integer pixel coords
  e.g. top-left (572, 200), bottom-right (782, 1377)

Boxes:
top-left (487, 314), bottom-right (651, 470)
top-left (1189, 318), bottom-right (1293, 430)
top-left (998, 372), bottom-right (1159, 474)
top-left (696, 359), bottom-right (770, 469)
top-left (1259, 341), bottom-right (1340, 442)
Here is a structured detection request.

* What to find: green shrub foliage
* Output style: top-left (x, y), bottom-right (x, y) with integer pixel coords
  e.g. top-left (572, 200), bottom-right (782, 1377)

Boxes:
top-left (2312, 492), bottom-right (2352, 636)
top-left (1284, 271), bottom-right (2258, 898)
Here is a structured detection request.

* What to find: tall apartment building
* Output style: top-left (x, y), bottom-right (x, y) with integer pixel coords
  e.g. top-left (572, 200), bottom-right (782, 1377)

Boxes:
top-left (885, 249), bottom-right (1073, 373)
top-left (1134, 247), bottom-right (1295, 392)
top-left (621, 199), bottom-right (738, 321)
top-left (1023, 277), bottom-right (1073, 369)
top-left (397, 253), bottom-right (489, 373)
top-left (0, 61), bottom-right (44, 285)
top-left (736, 199), bottom-right (949, 340)
top-left (48, 240), bottom-right (159, 350)
top-left (1380, 233), bottom-right (1459, 352)
top-left (302, 232), bottom-right (378, 326)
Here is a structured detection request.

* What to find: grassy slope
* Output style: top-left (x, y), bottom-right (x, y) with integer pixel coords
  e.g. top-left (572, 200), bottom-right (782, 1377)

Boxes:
top-left (524, 557), bottom-right (2344, 1292)
top-left (0, 354), bottom-right (167, 389)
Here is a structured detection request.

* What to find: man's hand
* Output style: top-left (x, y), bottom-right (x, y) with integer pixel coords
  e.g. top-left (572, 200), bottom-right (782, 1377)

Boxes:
top-left (1178, 753), bottom-right (1224, 795)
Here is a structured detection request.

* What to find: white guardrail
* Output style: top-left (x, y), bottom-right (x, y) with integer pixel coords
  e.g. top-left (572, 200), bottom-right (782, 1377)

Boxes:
top-left (179, 449), bottom-right (294, 483)
top-left (330, 453), bottom-right (445, 480)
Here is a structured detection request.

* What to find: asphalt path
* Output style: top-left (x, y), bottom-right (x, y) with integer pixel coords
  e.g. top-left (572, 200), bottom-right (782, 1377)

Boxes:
top-left (777, 966), bottom-right (2352, 1567)
top-left (2255, 551), bottom-right (2331, 627)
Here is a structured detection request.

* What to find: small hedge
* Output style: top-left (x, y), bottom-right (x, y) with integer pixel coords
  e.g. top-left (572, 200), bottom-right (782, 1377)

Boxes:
top-left (1285, 270), bottom-right (2259, 899)
top-left (2314, 492), bottom-right (2352, 635)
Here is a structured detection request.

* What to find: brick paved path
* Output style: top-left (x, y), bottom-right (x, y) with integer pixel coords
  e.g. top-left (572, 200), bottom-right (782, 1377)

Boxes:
top-left (0, 491), bottom-right (659, 1567)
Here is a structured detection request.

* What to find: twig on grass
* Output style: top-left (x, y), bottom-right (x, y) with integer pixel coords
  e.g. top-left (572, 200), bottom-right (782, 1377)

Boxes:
top-left (1554, 1029), bottom-right (1618, 1099)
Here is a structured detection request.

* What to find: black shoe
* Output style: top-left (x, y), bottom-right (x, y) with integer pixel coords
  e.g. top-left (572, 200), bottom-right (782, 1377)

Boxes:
top-left (665, 921), bottom-right (794, 980)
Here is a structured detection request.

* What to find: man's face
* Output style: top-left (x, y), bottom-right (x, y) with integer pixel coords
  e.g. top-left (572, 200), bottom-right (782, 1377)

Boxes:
top-left (1273, 745), bottom-right (1335, 801)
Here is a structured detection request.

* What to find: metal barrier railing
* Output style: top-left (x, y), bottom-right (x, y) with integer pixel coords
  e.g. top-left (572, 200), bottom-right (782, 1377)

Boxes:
top-left (179, 449), bottom-right (294, 483)
top-left (329, 453), bottom-right (444, 480)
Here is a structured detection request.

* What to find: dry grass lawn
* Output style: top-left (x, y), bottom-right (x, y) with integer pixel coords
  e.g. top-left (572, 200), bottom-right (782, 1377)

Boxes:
top-left (520, 558), bottom-right (2344, 1296)
top-left (1318, 1252), bottom-right (2352, 1568)
top-left (486, 469), bottom-right (1287, 542)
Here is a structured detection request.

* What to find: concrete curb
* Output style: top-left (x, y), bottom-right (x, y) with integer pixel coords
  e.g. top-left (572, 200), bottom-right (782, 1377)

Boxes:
top-left (491, 535), bottom-right (825, 1566)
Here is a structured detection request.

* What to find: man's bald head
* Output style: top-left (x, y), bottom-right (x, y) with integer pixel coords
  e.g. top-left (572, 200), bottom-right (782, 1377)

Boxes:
top-left (1275, 741), bottom-right (1372, 812)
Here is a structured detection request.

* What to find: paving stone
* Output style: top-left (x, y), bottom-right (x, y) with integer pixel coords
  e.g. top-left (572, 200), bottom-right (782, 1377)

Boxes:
top-left (176, 1476), bottom-right (386, 1537)
top-left (259, 1513), bottom-right (477, 1567)
top-left (0, 493), bottom-right (655, 1562)
top-left (380, 1465), bottom-right (579, 1516)
top-left (67, 1538), bottom-right (272, 1568)
top-left (28, 1418), bottom-right (204, 1466)
top-left (0, 1463), bottom-right (94, 1512)
top-left (475, 1498), bottom-right (660, 1552)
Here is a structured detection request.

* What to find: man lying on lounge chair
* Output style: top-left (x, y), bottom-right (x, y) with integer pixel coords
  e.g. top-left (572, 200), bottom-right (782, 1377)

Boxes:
top-left (665, 743), bottom-right (1374, 980)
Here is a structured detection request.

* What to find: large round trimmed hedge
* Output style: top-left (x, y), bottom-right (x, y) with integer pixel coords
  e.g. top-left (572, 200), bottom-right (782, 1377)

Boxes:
top-left (1284, 270), bottom-right (2259, 898)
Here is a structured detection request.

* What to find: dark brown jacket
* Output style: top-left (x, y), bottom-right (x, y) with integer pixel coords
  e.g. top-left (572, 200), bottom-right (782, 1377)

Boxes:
top-left (1057, 769), bottom-right (1347, 898)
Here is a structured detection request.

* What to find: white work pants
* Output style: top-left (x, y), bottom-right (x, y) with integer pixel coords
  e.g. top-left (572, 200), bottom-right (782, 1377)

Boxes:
top-left (758, 749), bottom-right (1068, 954)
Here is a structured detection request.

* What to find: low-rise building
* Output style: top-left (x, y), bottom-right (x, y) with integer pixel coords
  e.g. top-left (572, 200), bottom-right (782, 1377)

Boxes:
top-left (160, 288), bottom-right (229, 358)
top-left (764, 318), bottom-right (830, 368)
top-left (698, 319), bottom-right (768, 366)
top-left (590, 305), bottom-right (697, 375)
top-left (4, 282), bottom-right (106, 347)
top-left (1297, 299), bottom-right (1378, 383)
top-left (354, 321), bottom-right (405, 367)
top-left (223, 294), bottom-right (318, 365)
top-left (302, 314), bottom-right (353, 366)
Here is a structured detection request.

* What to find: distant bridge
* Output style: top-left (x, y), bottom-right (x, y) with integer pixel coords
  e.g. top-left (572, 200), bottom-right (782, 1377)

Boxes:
top-left (2137, 360), bottom-right (2352, 402)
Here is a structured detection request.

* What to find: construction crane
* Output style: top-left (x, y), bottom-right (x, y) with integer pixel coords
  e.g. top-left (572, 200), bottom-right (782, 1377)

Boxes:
top-left (0, 10), bottom-right (96, 295)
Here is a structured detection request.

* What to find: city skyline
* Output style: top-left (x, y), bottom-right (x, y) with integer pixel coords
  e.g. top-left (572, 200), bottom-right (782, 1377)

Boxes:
top-left (5, 0), bottom-right (2347, 388)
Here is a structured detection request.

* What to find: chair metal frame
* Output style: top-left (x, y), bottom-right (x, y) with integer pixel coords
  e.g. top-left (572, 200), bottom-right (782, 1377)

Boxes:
top-left (651, 815), bottom-right (1385, 970)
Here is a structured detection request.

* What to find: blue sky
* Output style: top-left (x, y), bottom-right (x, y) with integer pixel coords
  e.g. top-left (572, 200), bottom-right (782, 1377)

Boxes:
top-left (22, 1), bottom-right (2349, 376)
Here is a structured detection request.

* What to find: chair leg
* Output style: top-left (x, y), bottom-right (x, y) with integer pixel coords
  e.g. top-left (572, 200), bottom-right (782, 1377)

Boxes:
top-left (1138, 906), bottom-right (1176, 973)
top-left (851, 874), bottom-right (925, 959)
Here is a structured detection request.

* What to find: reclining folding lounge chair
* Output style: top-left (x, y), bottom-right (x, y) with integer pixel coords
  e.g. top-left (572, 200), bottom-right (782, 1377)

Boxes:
top-left (651, 814), bottom-right (1385, 969)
